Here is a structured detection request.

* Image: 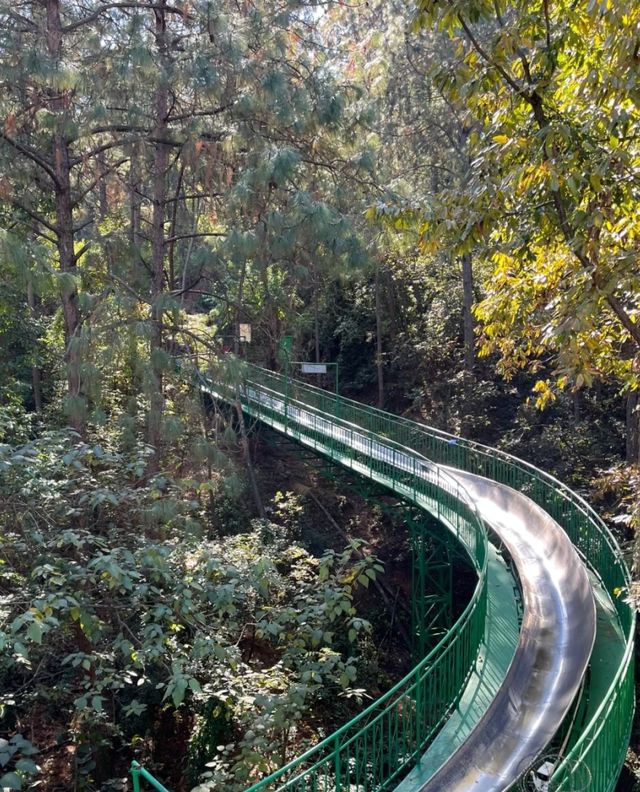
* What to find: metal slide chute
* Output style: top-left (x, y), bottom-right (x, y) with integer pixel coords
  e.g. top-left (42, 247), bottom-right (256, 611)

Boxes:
top-left (418, 470), bottom-right (596, 791)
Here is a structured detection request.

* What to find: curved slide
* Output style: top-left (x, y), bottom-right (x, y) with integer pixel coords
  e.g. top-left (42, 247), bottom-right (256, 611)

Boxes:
top-left (419, 470), bottom-right (595, 790)
top-left (132, 363), bottom-right (634, 792)
top-left (236, 377), bottom-right (596, 789)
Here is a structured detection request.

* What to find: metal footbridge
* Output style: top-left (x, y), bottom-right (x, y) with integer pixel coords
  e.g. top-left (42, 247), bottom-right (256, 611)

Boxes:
top-left (132, 361), bottom-right (634, 792)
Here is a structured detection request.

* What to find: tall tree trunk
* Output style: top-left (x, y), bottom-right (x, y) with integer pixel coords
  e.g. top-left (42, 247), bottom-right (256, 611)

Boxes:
top-left (27, 280), bottom-right (42, 413)
top-left (461, 252), bottom-right (475, 375)
top-left (148, 1), bottom-right (169, 467)
top-left (234, 257), bottom-right (248, 356)
top-left (375, 260), bottom-right (385, 409)
top-left (234, 400), bottom-right (264, 517)
top-left (231, 257), bottom-right (263, 513)
top-left (46, 0), bottom-right (84, 433)
top-left (180, 199), bottom-right (200, 306)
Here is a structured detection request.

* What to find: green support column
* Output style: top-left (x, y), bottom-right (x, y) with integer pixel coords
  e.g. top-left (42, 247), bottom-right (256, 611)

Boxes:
top-left (278, 336), bottom-right (293, 431)
top-left (313, 465), bottom-right (457, 664)
top-left (406, 507), bottom-right (454, 662)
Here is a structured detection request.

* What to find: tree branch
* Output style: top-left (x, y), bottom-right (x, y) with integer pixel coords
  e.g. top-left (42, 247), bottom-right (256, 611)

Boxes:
top-left (606, 294), bottom-right (640, 347)
top-left (72, 157), bottom-right (129, 206)
top-left (164, 192), bottom-right (223, 204)
top-left (456, 13), bottom-right (526, 96)
top-left (74, 242), bottom-right (91, 263)
top-left (170, 288), bottom-right (253, 317)
top-left (163, 231), bottom-right (225, 244)
top-left (108, 272), bottom-right (151, 304)
top-left (11, 200), bottom-right (59, 235)
top-left (3, 10), bottom-right (38, 30)
top-left (23, 223), bottom-right (58, 245)
top-left (543, 0), bottom-right (552, 52)
top-left (73, 217), bottom-right (94, 233)
top-left (0, 131), bottom-right (60, 186)
top-left (526, 96), bottom-right (640, 348)
top-left (70, 136), bottom-right (144, 164)
top-left (166, 104), bottom-right (234, 124)
top-left (62, 2), bottom-right (193, 34)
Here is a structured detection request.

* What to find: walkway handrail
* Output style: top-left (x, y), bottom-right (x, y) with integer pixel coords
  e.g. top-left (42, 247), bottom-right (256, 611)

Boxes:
top-left (198, 361), bottom-right (491, 790)
top-left (236, 362), bottom-right (634, 792)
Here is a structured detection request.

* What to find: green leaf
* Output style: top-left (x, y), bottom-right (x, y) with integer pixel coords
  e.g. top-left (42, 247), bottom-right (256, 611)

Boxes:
top-left (171, 678), bottom-right (188, 707)
top-left (0, 772), bottom-right (22, 789)
top-left (92, 696), bottom-right (104, 712)
top-left (27, 621), bottom-right (43, 645)
top-left (13, 642), bottom-right (27, 658)
top-left (15, 758), bottom-right (38, 774)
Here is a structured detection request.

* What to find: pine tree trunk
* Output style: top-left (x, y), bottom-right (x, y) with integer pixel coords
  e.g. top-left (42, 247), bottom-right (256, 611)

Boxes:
top-left (235, 400), bottom-right (265, 518)
top-left (167, 164), bottom-right (185, 292)
top-left (180, 199), bottom-right (200, 306)
top-left (46, 0), bottom-right (84, 433)
top-left (235, 258), bottom-right (248, 355)
top-left (97, 150), bottom-right (108, 220)
top-left (231, 260), bottom-right (263, 513)
top-left (148, 1), bottom-right (169, 467)
top-left (129, 142), bottom-right (141, 247)
top-left (27, 280), bottom-right (42, 413)
top-left (314, 283), bottom-right (320, 364)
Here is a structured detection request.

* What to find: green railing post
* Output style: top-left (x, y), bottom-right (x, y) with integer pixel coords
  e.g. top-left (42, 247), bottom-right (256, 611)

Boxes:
top-left (284, 359), bottom-right (289, 431)
top-left (334, 735), bottom-right (341, 791)
top-left (130, 761), bottom-right (142, 792)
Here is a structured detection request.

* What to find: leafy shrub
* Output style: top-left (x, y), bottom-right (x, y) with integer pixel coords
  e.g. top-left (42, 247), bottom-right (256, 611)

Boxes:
top-left (0, 429), bottom-right (381, 789)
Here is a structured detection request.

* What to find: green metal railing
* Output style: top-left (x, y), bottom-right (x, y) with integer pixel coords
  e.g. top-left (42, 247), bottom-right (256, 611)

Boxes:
top-left (131, 761), bottom-right (171, 792)
top-left (201, 361), bottom-right (490, 790)
top-left (132, 360), bottom-right (634, 792)
top-left (232, 362), bottom-right (634, 792)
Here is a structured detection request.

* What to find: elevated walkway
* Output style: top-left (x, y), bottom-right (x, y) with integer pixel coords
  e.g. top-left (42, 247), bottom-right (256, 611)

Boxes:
top-left (131, 361), bottom-right (634, 792)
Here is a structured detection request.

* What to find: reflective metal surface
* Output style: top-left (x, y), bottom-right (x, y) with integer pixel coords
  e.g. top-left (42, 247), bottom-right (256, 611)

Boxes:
top-left (418, 470), bottom-right (596, 792)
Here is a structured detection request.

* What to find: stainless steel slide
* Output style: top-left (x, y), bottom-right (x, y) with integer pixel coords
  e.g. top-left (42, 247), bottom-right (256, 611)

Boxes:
top-left (418, 469), bottom-right (596, 791)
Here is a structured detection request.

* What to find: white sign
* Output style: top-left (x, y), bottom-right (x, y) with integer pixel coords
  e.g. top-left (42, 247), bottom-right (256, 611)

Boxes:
top-left (301, 363), bottom-right (327, 374)
top-left (238, 323), bottom-right (252, 343)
